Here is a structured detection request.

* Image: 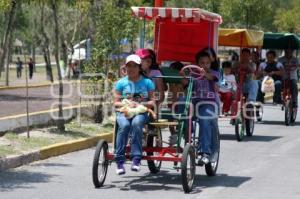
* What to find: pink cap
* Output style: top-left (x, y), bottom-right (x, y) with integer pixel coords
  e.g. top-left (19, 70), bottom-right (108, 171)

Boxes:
top-left (135, 49), bottom-right (151, 59)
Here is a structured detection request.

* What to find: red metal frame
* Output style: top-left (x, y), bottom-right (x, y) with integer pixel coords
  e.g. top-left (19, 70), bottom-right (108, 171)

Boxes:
top-left (106, 146), bottom-right (183, 162)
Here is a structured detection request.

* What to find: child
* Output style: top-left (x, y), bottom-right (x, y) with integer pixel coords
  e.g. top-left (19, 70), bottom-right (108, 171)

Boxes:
top-left (192, 51), bottom-right (219, 165)
top-left (219, 61), bottom-right (237, 115)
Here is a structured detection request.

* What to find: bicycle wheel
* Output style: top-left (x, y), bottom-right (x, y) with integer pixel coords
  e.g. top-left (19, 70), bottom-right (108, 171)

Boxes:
top-left (92, 140), bottom-right (109, 188)
top-left (205, 126), bottom-right (220, 176)
top-left (147, 127), bottom-right (162, 174)
top-left (285, 101), bottom-right (292, 126)
top-left (181, 144), bottom-right (196, 193)
top-left (235, 118), bottom-right (245, 141)
top-left (245, 104), bottom-right (255, 136)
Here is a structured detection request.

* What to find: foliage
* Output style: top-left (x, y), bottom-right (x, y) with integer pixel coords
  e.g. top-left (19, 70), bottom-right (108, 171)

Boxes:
top-left (274, 0), bottom-right (300, 33)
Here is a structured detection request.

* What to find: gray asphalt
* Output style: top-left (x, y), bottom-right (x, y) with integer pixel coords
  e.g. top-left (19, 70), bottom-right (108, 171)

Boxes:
top-left (1, 101), bottom-right (300, 199)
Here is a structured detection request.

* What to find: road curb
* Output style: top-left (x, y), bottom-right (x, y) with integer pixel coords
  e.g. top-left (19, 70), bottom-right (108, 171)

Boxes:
top-left (39, 132), bottom-right (113, 160)
top-left (0, 132), bottom-right (113, 172)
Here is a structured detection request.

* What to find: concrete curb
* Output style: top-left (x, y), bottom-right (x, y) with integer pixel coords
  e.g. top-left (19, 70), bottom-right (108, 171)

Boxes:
top-left (0, 132), bottom-right (113, 171)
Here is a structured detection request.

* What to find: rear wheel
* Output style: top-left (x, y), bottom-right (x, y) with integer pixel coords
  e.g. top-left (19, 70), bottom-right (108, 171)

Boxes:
top-left (205, 126), bottom-right (220, 176)
top-left (92, 140), bottom-right (108, 188)
top-left (255, 103), bottom-right (263, 122)
top-left (245, 104), bottom-right (255, 136)
top-left (181, 144), bottom-right (196, 193)
top-left (291, 107), bottom-right (297, 123)
top-left (285, 101), bottom-right (292, 126)
top-left (147, 127), bottom-right (162, 174)
top-left (235, 118), bottom-right (244, 141)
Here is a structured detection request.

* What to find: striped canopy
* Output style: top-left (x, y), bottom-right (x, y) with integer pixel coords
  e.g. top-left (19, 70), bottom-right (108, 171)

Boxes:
top-left (131, 6), bottom-right (222, 24)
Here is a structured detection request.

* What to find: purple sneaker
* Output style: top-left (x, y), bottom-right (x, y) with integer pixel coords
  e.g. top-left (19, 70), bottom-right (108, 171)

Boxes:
top-left (116, 161), bottom-right (125, 175)
top-left (131, 158), bottom-right (141, 172)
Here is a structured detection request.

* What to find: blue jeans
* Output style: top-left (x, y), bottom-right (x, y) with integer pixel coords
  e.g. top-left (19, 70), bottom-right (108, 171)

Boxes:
top-left (115, 112), bottom-right (148, 163)
top-left (243, 80), bottom-right (258, 102)
top-left (196, 103), bottom-right (218, 154)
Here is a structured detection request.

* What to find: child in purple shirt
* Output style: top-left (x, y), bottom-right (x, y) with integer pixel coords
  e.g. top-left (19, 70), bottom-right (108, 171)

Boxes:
top-left (193, 51), bottom-right (219, 165)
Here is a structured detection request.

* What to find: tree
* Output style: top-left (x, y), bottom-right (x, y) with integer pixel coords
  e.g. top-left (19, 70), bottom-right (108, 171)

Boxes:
top-left (0, 0), bottom-right (17, 77)
top-left (51, 0), bottom-right (65, 131)
top-left (274, 0), bottom-right (300, 33)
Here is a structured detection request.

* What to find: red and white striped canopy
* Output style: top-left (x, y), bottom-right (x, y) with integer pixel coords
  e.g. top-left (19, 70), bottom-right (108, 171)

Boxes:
top-left (131, 6), bottom-right (222, 24)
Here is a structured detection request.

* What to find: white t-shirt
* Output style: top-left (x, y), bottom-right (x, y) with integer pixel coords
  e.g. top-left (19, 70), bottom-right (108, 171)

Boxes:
top-left (220, 74), bottom-right (237, 93)
top-left (278, 56), bottom-right (299, 80)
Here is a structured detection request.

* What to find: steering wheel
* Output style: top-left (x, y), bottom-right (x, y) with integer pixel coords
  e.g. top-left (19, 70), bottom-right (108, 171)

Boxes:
top-left (180, 65), bottom-right (205, 80)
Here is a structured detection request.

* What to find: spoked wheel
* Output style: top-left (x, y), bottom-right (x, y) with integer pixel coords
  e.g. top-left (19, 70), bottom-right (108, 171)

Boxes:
top-left (205, 126), bottom-right (220, 176)
top-left (285, 101), bottom-right (292, 126)
top-left (181, 144), bottom-right (196, 193)
top-left (92, 140), bottom-right (109, 188)
top-left (147, 127), bottom-right (162, 173)
top-left (245, 104), bottom-right (255, 137)
top-left (255, 103), bottom-right (263, 122)
top-left (291, 107), bottom-right (297, 123)
top-left (234, 117), bottom-right (245, 141)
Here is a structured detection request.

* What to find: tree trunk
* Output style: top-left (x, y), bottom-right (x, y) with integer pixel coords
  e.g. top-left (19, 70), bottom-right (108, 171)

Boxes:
top-left (5, 30), bottom-right (14, 86)
top-left (60, 35), bottom-right (68, 74)
top-left (40, 3), bottom-right (53, 82)
top-left (0, 1), bottom-right (17, 77)
top-left (51, 0), bottom-right (65, 131)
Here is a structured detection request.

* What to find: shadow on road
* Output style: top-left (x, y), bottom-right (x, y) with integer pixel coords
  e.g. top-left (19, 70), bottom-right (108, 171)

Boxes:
top-left (107, 170), bottom-right (251, 193)
top-left (0, 170), bottom-right (58, 192)
top-left (220, 133), bottom-right (282, 142)
top-left (258, 120), bottom-right (300, 126)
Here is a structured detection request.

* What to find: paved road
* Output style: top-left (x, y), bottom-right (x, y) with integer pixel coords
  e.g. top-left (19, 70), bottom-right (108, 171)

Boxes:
top-left (0, 83), bottom-right (80, 118)
top-left (1, 102), bottom-right (300, 199)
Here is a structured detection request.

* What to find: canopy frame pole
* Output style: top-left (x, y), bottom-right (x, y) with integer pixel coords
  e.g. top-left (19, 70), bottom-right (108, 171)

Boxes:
top-left (139, 18), bottom-right (146, 49)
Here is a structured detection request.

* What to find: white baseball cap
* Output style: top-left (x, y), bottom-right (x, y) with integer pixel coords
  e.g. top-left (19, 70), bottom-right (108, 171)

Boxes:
top-left (125, 54), bottom-right (141, 65)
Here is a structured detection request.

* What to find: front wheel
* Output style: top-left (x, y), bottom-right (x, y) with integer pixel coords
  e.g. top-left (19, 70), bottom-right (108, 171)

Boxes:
top-left (291, 107), bottom-right (297, 123)
top-left (92, 140), bottom-right (109, 188)
top-left (245, 104), bottom-right (255, 136)
top-left (205, 126), bottom-right (220, 176)
top-left (255, 103), bottom-right (263, 122)
top-left (285, 101), bottom-right (292, 126)
top-left (181, 144), bottom-right (196, 193)
top-left (235, 118), bottom-right (244, 141)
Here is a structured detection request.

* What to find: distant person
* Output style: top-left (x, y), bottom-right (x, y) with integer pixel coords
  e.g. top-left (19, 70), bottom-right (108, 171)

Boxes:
top-left (219, 61), bottom-right (237, 115)
top-left (278, 49), bottom-right (299, 109)
top-left (28, 58), bottom-right (34, 79)
top-left (16, 57), bottom-right (23, 78)
top-left (257, 50), bottom-right (284, 104)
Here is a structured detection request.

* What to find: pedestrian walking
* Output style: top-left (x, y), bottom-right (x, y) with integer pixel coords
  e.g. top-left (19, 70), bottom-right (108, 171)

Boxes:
top-left (16, 57), bottom-right (23, 78)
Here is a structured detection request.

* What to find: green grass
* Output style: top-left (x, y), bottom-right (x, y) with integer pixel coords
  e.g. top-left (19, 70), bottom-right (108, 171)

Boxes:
top-left (0, 121), bottom-right (113, 158)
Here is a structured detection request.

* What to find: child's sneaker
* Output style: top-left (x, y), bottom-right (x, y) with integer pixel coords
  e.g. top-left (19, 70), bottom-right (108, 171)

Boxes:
top-left (116, 161), bottom-right (125, 175)
top-left (198, 153), bottom-right (210, 165)
top-left (168, 134), bottom-right (177, 146)
top-left (131, 158), bottom-right (141, 172)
